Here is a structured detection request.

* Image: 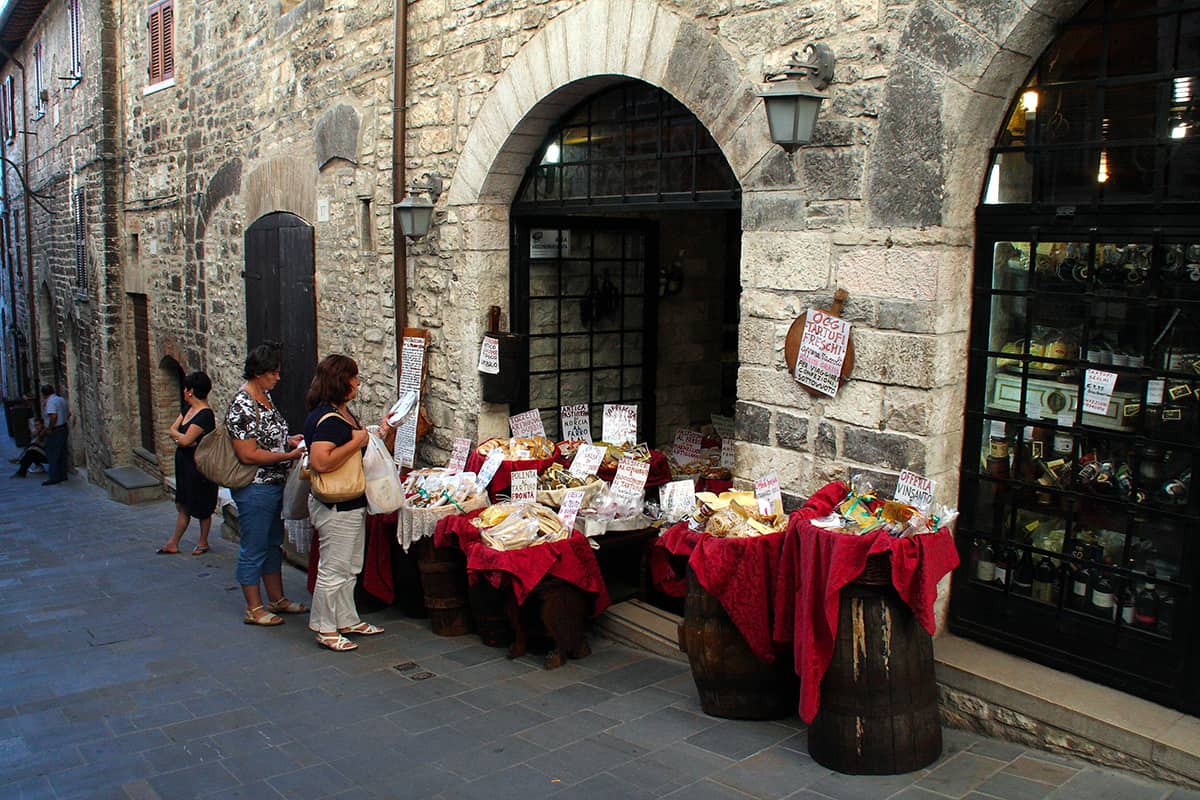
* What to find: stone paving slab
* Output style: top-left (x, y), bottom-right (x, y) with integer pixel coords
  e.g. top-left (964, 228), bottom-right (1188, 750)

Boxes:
top-left (0, 430), bottom-right (1193, 800)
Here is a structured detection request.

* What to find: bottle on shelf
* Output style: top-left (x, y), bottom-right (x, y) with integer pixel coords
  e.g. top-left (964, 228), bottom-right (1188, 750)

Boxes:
top-left (986, 421), bottom-right (1012, 480)
top-left (1135, 567), bottom-right (1159, 630)
top-left (1068, 543), bottom-right (1091, 612)
top-left (1090, 558), bottom-right (1117, 620)
top-left (1033, 555), bottom-right (1057, 604)
top-left (1119, 560), bottom-right (1137, 626)
top-left (975, 539), bottom-right (996, 583)
top-left (1157, 582), bottom-right (1175, 638)
top-left (1162, 468), bottom-right (1191, 505)
top-left (993, 544), bottom-right (1011, 588)
top-left (1012, 542), bottom-right (1034, 597)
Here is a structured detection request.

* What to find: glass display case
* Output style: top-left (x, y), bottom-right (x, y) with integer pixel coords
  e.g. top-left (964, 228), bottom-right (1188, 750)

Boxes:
top-left (954, 228), bottom-right (1199, 715)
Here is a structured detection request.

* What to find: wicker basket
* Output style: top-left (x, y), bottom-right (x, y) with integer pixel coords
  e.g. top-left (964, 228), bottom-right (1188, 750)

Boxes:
top-left (854, 552), bottom-right (893, 586)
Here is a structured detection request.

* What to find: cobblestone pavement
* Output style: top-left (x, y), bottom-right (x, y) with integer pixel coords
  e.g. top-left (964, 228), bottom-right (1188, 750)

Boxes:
top-left (0, 434), bottom-right (1195, 800)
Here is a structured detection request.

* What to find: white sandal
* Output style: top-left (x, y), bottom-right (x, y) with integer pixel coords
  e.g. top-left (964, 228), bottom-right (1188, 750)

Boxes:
top-left (315, 632), bottom-right (357, 652)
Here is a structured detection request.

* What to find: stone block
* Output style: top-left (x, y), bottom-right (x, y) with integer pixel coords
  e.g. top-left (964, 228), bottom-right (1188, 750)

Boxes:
top-left (776, 411), bottom-right (808, 451)
top-left (821, 380), bottom-right (884, 427)
top-left (623, 0), bottom-right (657, 76)
top-left (741, 231), bottom-right (831, 292)
top-left (734, 441), bottom-right (805, 491)
top-left (737, 316), bottom-right (785, 368)
top-left (882, 384), bottom-right (966, 436)
top-left (734, 401), bottom-right (772, 446)
top-left (799, 147), bottom-right (864, 201)
top-left (605, 0), bottom-right (635, 76)
top-left (741, 288), bottom-right (802, 322)
top-left (815, 420), bottom-right (837, 458)
top-left (737, 365), bottom-right (816, 411)
top-left (741, 191), bottom-right (807, 232)
top-left (898, 1), bottom-right (993, 79)
top-left (315, 104), bottom-right (361, 168)
top-left (842, 426), bottom-right (924, 472)
top-left (641, 5), bottom-right (681, 87)
top-left (852, 329), bottom-right (938, 388)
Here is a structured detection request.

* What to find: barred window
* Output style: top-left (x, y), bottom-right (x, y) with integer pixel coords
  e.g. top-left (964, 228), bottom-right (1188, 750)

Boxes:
top-left (68, 0), bottom-right (82, 79)
top-left (73, 189), bottom-right (86, 295)
top-left (33, 41), bottom-right (45, 117)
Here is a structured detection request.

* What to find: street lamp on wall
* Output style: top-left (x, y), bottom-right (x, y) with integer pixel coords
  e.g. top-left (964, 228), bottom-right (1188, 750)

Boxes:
top-left (393, 173), bottom-right (443, 239)
top-left (758, 44), bottom-right (836, 152)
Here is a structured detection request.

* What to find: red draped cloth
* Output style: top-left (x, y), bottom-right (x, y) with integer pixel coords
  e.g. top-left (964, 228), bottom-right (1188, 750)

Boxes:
top-left (772, 483), bottom-right (960, 723)
top-left (306, 512), bottom-right (398, 602)
top-left (556, 448), bottom-right (672, 490)
top-left (433, 510), bottom-right (611, 615)
top-left (465, 440), bottom-right (560, 501)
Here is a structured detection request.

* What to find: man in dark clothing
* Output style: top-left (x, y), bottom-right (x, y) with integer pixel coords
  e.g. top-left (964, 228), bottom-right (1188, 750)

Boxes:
top-left (40, 385), bottom-right (70, 485)
top-left (11, 417), bottom-right (48, 478)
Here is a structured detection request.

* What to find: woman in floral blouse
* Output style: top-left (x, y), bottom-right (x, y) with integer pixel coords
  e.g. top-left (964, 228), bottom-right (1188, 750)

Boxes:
top-left (226, 343), bottom-right (307, 626)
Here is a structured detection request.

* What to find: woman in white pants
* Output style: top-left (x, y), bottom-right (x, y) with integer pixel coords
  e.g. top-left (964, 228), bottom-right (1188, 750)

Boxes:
top-left (303, 354), bottom-right (384, 652)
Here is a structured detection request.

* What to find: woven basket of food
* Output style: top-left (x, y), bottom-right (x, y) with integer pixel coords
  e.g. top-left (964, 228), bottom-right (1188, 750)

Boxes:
top-left (397, 468), bottom-right (489, 551)
top-left (534, 463), bottom-right (606, 509)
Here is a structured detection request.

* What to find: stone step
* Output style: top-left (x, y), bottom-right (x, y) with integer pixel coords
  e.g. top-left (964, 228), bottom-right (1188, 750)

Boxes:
top-left (103, 466), bottom-right (164, 505)
top-left (595, 599), bottom-right (687, 663)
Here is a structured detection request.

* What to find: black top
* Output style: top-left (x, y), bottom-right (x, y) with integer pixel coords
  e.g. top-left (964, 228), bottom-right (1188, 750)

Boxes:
top-left (303, 403), bottom-right (367, 510)
top-left (174, 408), bottom-right (218, 519)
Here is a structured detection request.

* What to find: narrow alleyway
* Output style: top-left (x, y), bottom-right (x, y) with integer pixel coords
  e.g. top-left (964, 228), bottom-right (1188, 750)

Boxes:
top-left (0, 432), bottom-right (1194, 800)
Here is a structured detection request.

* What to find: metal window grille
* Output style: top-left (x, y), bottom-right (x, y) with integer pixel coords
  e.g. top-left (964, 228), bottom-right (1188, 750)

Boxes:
top-left (33, 41), bottom-right (44, 115)
top-left (73, 189), bottom-right (86, 295)
top-left (69, 0), bottom-right (82, 78)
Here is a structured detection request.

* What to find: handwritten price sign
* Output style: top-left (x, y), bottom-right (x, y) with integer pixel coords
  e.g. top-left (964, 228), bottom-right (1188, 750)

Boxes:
top-left (754, 472), bottom-right (783, 518)
top-left (478, 336), bottom-right (500, 375)
top-left (558, 489), bottom-right (585, 532)
top-left (602, 404), bottom-right (638, 446)
top-left (560, 404), bottom-right (592, 442)
top-left (447, 438), bottom-right (472, 473)
top-left (510, 469), bottom-right (538, 503)
top-left (611, 457), bottom-right (650, 503)
top-left (509, 409), bottom-right (546, 438)
top-left (894, 469), bottom-right (936, 512)
top-left (1083, 369), bottom-right (1119, 415)
top-left (794, 309), bottom-right (852, 398)
top-left (570, 444), bottom-right (605, 479)
top-left (672, 429), bottom-right (702, 463)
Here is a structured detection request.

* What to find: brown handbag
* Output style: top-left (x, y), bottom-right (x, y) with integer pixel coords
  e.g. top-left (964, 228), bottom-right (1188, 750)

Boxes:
top-left (308, 412), bottom-right (365, 503)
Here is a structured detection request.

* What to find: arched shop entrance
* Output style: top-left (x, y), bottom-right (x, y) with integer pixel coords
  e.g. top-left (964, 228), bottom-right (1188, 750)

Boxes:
top-left (509, 81), bottom-right (741, 447)
top-left (508, 81), bottom-right (741, 602)
top-left (953, 0), bottom-right (1200, 715)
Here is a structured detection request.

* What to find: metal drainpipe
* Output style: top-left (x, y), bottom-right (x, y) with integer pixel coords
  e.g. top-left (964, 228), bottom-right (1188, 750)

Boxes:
top-left (392, 0), bottom-right (408, 376)
top-left (0, 45), bottom-right (40, 392)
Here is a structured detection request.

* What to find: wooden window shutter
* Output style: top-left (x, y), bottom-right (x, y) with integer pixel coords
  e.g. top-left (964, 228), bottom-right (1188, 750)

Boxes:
top-left (148, 6), bottom-right (162, 84)
top-left (4, 76), bottom-right (12, 139)
top-left (74, 189), bottom-right (86, 294)
top-left (161, 3), bottom-right (174, 80)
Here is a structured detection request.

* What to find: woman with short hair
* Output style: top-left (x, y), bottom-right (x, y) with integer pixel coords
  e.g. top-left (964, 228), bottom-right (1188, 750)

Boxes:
top-left (157, 371), bottom-right (219, 555)
top-left (303, 354), bottom-right (384, 652)
top-left (226, 343), bottom-right (307, 627)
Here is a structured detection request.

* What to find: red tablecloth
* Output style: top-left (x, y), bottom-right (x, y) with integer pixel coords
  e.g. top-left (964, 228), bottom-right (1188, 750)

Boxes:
top-left (433, 510), bottom-right (611, 615)
top-left (466, 440), bottom-right (560, 501)
top-left (557, 448), bottom-right (672, 489)
top-left (306, 512), bottom-right (397, 603)
top-left (772, 483), bottom-right (960, 723)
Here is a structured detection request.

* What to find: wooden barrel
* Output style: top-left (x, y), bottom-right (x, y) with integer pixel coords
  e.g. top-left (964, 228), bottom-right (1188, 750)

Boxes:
top-left (469, 580), bottom-right (513, 647)
top-left (413, 540), bottom-right (472, 637)
top-left (681, 567), bottom-right (797, 720)
top-left (808, 563), bottom-right (942, 775)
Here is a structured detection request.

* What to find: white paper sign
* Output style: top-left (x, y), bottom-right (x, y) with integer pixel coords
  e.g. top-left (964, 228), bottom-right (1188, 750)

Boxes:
top-left (510, 469), bottom-right (538, 503)
top-left (509, 409), bottom-right (546, 438)
top-left (660, 480), bottom-right (697, 521)
top-left (558, 489), bottom-right (585, 532)
top-left (530, 228), bottom-right (569, 259)
top-left (754, 472), bottom-right (783, 518)
top-left (447, 438), bottom-right (472, 473)
top-left (1147, 379), bottom-right (1165, 405)
top-left (393, 336), bottom-right (426, 468)
top-left (720, 438), bottom-right (734, 468)
top-left (570, 444), bottom-right (606, 479)
top-left (476, 448), bottom-right (505, 490)
top-left (1083, 369), bottom-right (1119, 414)
top-left (602, 404), bottom-right (638, 445)
top-left (672, 429), bottom-right (703, 464)
top-left (611, 457), bottom-right (651, 503)
top-left (478, 336), bottom-right (501, 375)
top-left (794, 309), bottom-right (852, 398)
top-left (560, 404), bottom-right (592, 442)
top-left (894, 469), bottom-right (936, 512)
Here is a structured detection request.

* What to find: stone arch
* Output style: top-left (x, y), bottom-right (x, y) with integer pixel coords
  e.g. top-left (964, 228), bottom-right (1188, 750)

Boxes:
top-left (866, 0), bottom-right (1091, 230)
top-left (244, 156), bottom-right (317, 226)
top-left (447, 0), bottom-right (768, 208)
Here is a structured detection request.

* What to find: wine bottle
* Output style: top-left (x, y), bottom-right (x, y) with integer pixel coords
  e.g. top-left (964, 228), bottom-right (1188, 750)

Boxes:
top-left (1012, 544), bottom-right (1034, 596)
top-left (993, 545), bottom-right (1010, 588)
top-left (986, 421), bottom-right (1011, 479)
top-left (1135, 568), bottom-right (1158, 629)
top-left (1033, 556), bottom-right (1056, 604)
top-left (1157, 584), bottom-right (1175, 637)
top-left (975, 540), bottom-right (996, 583)
top-left (1090, 558), bottom-right (1116, 619)
top-left (1068, 543), bottom-right (1091, 612)
top-left (1119, 566), bottom-right (1136, 626)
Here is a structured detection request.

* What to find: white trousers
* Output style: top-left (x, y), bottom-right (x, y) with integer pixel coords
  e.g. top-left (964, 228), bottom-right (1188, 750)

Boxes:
top-left (307, 497), bottom-right (367, 633)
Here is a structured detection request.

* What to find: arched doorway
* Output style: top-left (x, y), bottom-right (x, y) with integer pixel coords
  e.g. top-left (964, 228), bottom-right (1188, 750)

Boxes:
top-left (953, 0), bottom-right (1200, 715)
top-left (509, 81), bottom-right (741, 446)
top-left (244, 212), bottom-right (317, 431)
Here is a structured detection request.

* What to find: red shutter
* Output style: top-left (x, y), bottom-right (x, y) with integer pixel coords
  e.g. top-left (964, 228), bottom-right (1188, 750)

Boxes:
top-left (161, 3), bottom-right (174, 80)
top-left (148, 7), bottom-right (161, 84)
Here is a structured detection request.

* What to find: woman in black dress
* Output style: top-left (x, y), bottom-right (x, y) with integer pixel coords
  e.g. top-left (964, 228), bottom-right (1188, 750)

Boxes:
top-left (157, 371), bottom-right (219, 555)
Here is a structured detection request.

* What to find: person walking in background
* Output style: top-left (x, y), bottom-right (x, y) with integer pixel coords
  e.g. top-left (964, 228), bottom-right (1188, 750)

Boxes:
top-left (157, 371), bottom-right (219, 556)
top-left (10, 417), bottom-right (48, 478)
top-left (40, 385), bottom-right (69, 486)
top-left (304, 354), bottom-right (383, 652)
top-left (226, 343), bottom-right (307, 627)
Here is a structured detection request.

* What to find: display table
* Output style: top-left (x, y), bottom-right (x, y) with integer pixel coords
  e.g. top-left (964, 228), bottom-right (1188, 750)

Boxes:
top-left (773, 483), bottom-right (959, 774)
top-left (557, 448), bottom-right (673, 489)
top-left (433, 509), bottom-right (611, 668)
top-left (465, 441), bottom-right (560, 501)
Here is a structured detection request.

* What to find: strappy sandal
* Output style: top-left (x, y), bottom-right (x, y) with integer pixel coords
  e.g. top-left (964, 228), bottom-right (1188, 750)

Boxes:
top-left (267, 598), bottom-right (309, 614)
top-left (243, 606), bottom-right (284, 626)
top-left (315, 632), bottom-right (357, 652)
top-left (338, 622), bottom-right (384, 636)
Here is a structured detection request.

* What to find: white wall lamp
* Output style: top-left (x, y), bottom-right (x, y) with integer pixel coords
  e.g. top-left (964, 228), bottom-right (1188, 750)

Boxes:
top-left (758, 44), bottom-right (836, 152)
top-left (393, 173), bottom-right (443, 239)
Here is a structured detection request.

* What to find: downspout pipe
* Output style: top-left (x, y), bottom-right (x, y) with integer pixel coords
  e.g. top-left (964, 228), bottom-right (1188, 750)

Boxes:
top-left (392, 0), bottom-right (408, 376)
top-left (0, 43), bottom-right (39, 394)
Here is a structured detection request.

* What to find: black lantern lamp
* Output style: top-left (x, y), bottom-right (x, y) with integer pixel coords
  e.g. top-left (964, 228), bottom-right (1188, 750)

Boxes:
top-left (758, 44), bottom-right (836, 152)
top-left (393, 173), bottom-right (444, 239)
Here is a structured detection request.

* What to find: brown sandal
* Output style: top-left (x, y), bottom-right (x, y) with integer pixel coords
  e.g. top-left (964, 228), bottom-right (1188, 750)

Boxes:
top-left (243, 606), bottom-right (284, 626)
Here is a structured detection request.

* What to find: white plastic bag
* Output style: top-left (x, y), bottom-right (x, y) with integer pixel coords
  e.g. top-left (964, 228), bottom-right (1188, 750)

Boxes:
top-left (363, 431), bottom-right (405, 514)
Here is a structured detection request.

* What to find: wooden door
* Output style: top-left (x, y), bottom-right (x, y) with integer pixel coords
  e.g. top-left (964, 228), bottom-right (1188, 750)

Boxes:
top-left (244, 212), bottom-right (316, 432)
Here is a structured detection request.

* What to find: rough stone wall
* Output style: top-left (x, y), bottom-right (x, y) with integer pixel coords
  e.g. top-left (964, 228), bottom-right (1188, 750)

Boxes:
top-left (401, 0), bottom-right (1078, 504)
top-left (117, 0), bottom-right (402, 444)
